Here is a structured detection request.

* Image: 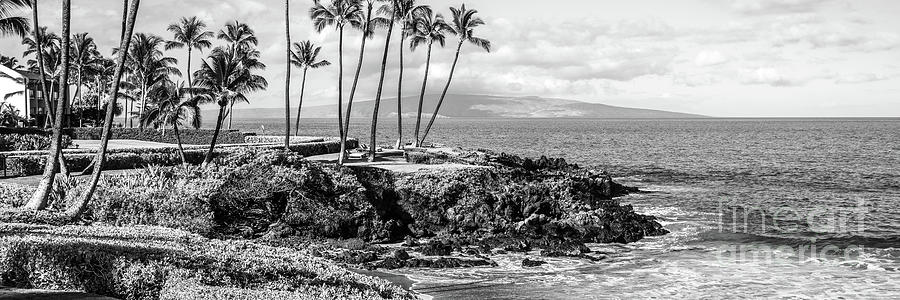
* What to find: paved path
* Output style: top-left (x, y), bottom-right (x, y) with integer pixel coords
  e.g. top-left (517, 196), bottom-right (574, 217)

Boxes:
top-left (0, 287), bottom-right (118, 300)
top-left (0, 169), bottom-right (133, 187)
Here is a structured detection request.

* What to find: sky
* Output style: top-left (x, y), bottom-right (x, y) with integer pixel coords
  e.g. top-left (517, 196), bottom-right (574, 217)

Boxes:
top-left (1, 0), bottom-right (899, 117)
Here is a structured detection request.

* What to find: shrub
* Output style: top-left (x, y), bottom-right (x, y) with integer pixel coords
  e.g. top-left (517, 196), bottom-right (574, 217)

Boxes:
top-left (66, 128), bottom-right (248, 145)
top-left (245, 136), bottom-right (326, 144)
top-left (0, 133), bottom-right (73, 151)
top-left (0, 224), bottom-right (414, 300)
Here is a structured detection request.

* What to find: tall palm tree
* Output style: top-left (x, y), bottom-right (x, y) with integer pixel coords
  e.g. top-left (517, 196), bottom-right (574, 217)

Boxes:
top-left (283, 0), bottom-right (291, 149)
top-left (124, 33), bottom-right (180, 128)
top-left (367, 0), bottom-right (399, 161)
top-left (217, 20), bottom-right (261, 128)
top-left (71, 32), bottom-right (100, 126)
top-left (310, 0), bottom-right (363, 154)
top-left (341, 0), bottom-right (378, 164)
top-left (290, 41), bottom-right (330, 136)
top-left (70, 0), bottom-right (141, 219)
top-left (410, 8), bottom-right (449, 147)
top-left (194, 46), bottom-right (267, 164)
top-left (25, 0), bottom-right (70, 211)
top-left (0, 0), bottom-right (30, 38)
top-left (140, 81), bottom-right (200, 164)
top-left (165, 16), bottom-right (213, 97)
top-left (392, 0), bottom-right (428, 149)
top-left (419, 4), bottom-right (491, 145)
top-left (22, 25), bottom-right (60, 127)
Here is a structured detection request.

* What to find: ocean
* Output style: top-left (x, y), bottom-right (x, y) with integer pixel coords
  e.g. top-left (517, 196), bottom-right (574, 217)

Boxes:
top-left (229, 117), bottom-right (900, 299)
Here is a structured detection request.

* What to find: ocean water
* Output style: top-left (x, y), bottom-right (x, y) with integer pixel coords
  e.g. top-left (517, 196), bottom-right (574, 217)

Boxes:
top-left (230, 117), bottom-right (900, 299)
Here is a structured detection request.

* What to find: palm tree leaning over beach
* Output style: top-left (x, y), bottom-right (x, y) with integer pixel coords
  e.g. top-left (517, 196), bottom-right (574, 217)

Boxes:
top-left (71, 0), bottom-right (141, 219)
top-left (0, 0), bottom-right (30, 38)
top-left (283, 0), bottom-right (291, 149)
top-left (165, 16), bottom-right (213, 98)
top-left (341, 0), bottom-right (378, 165)
top-left (140, 81), bottom-right (200, 165)
top-left (410, 7), bottom-right (449, 147)
top-left (310, 0), bottom-right (363, 158)
top-left (419, 4), bottom-right (491, 145)
top-left (367, 0), bottom-right (399, 161)
top-left (290, 41), bottom-right (330, 136)
top-left (391, 0), bottom-right (428, 149)
top-left (25, 0), bottom-right (71, 210)
top-left (194, 46), bottom-right (267, 165)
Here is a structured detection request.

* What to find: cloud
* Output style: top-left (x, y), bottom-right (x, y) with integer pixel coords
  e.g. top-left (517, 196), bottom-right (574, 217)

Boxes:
top-left (732, 0), bottom-right (832, 15)
top-left (694, 50), bottom-right (729, 66)
top-left (834, 73), bottom-right (896, 84)
top-left (741, 67), bottom-right (803, 86)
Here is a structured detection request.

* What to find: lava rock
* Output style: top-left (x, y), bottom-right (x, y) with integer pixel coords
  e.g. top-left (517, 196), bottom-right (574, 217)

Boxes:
top-left (418, 241), bottom-right (453, 256)
top-left (522, 258), bottom-right (547, 267)
top-left (390, 249), bottom-right (411, 260)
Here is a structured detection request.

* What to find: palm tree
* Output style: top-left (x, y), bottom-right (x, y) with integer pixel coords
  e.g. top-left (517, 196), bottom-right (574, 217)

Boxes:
top-left (341, 0), bottom-right (379, 165)
top-left (367, 0), bottom-right (400, 161)
top-left (0, 54), bottom-right (21, 68)
top-left (419, 4), bottom-right (491, 145)
top-left (392, 0), bottom-right (428, 149)
top-left (0, 0), bottom-right (30, 38)
top-left (140, 81), bottom-right (200, 164)
top-left (165, 16), bottom-right (213, 98)
top-left (283, 0), bottom-right (291, 149)
top-left (22, 26), bottom-right (60, 127)
top-left (217, 20), bottom-right (261, 128)
top-left (124, 33), bottom-right (180, 128)
top-left (25, 0), bottom-right (71, 210)
top-left (410, 8), bottom-right (450, 147)
top-left (70, 0), bottom-right (141, 219)
top-left (310, 0), bottom-right (363, 154)
top-left (290, 41), bottom-right (330, 136)
top-left (193, 46), bottom-right (267, 164)
top-left (71, 32), bottom-right (100, 126)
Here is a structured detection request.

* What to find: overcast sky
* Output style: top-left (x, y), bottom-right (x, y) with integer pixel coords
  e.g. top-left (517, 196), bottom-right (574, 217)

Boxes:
top-left (2, 0), bottom-right (899, 117)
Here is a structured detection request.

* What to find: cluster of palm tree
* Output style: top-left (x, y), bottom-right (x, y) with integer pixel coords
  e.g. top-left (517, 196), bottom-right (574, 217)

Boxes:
top-left (306, 0), bottom-right (490, 164)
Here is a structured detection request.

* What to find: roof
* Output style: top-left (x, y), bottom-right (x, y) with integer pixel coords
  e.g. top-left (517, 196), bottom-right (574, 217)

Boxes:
top-left (0, 64), bottom-right (24, 80)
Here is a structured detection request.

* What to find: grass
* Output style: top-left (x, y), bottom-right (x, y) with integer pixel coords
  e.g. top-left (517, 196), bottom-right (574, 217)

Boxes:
top-left (0, 223), bottom-right (414, 300)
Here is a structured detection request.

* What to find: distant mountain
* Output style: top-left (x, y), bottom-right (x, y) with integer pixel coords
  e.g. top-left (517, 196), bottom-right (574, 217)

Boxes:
top-left (217, 94), bottom-right (708, 119)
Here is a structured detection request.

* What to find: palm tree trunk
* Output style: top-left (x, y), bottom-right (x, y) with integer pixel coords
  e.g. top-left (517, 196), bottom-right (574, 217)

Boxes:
top-left (413, 41), bottom-right (433, 147)
top-left (336, 28), bottom-right (345, 148)
top-left (95, 76), bottom-right (101, 125)
top-left (369, 18), bottom-right (395, 162)
top-left (26, 0), bottom-right (71, 211)
top-left (30, 0), bottom-right (52, 129)
top-left (283, 0), bottom-right (291, 149)
top-left (228, 101), bottom-right (234, 129)
top-left (340, 22), bottom-right (371, 165)
top-left (173, 121), bottom-right (186, 165)
top-left (294, 68), bottom-right (307, 136)
top-left (186, 48), bottom-right (192, 93)
top-left (420, 41), bottom-right (463, 145)
top-left (45, 81), bottom-right (55, 128)
top-left (395, 36), bottom-right (405, 149)
top-left (69, 0), bottom-right (140, 219)
top-left (77, 67), bottom-right (84, 127)
top-left (138, 83), bottom-right (146, 128)
top-left (204, 103), bottom-right (226, 165)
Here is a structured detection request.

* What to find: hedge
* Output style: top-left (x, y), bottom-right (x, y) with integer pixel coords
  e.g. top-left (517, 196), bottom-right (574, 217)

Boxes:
top-left (0, 134), bottom-right (73, 151)
top-left (245, 136), bottom-right (326, 144)
top-left (1, 139), bottom-right (358, 177)
top-left (66, 128), bottom-right (249, 145)
top-left (0, 224), bottom-right (414, 300)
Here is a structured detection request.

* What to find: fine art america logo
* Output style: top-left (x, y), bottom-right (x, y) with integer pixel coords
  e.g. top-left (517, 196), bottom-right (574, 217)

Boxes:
top-left (714, 198), bottom-right (869, 263)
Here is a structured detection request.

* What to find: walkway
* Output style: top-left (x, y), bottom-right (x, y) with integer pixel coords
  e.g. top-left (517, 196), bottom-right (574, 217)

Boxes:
top-left (0, 287), bottom-right (117, 300)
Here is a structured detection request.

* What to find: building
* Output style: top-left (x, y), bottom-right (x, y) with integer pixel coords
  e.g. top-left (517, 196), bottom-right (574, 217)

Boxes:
top-left (0, 64), bottom-right (63, 126)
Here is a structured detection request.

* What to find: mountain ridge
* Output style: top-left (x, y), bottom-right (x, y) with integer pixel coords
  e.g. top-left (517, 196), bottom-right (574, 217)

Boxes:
top-left (214, 94), bottom-right (709, 119)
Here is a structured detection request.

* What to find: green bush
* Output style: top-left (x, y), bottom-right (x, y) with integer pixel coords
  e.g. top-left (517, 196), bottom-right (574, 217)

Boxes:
top-left (0, 133), bottom-right (73, 151)
top-left (245, 136), bottom-right (326, 144)
top-left (0, 224), bottom-right (413, 300)
top-left (67, 128), bottom-right (248, 145)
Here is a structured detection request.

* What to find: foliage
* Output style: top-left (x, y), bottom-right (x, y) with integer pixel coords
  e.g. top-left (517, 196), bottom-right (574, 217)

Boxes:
top-left (67, 127), bottom-right (246, 145)
top-left (0, 133), bottom-right (72, 151)
top-left (0, 223), bottom-right (414, 300)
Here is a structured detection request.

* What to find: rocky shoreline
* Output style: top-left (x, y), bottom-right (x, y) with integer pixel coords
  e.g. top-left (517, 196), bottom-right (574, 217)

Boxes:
top-left (257, 147), bottom-right (668, 271)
